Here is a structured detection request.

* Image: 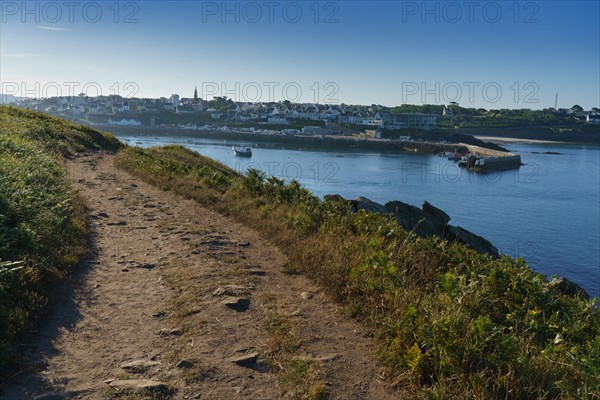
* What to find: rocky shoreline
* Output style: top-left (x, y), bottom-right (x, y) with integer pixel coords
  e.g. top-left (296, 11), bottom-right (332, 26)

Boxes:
top-left (325, 194), bottom-right (592, 299)
top-left (326, 195), bottom-right (500, 258)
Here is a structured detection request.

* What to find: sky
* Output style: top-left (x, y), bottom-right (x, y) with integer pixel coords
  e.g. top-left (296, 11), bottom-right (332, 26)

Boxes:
top-left (1, 0), bottom-right (599, 109)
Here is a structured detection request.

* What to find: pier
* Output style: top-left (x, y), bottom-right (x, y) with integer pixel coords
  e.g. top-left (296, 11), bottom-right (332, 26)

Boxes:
top-left (463, 144), bottom-right (522, 172)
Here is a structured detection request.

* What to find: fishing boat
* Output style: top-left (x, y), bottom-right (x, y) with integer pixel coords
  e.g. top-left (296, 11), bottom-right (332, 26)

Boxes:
top-left (233, 146), bottom-right (252, 157)
top-left (448, 153), bottom-right (462, 161)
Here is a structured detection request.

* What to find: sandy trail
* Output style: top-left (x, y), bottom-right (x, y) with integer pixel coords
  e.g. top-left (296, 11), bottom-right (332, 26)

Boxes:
top-left (2, 152), bottom-right (401, 399)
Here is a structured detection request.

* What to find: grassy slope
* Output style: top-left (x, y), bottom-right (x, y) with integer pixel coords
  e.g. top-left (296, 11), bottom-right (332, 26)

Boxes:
top-left (116, 145), bottom-right (599, 399)
top-left (1, 107), bottom-right (598, 398)
top-left (0, 106), bottom-right (121, 375)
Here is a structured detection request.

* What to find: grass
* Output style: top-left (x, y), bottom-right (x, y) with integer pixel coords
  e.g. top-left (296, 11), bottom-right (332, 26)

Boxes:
top-left (0, 106), bottom-right (121, 377)
top-left (115, 144), bottom-right (600, 399)
top-left (1, 107), bottom-right (598, 398)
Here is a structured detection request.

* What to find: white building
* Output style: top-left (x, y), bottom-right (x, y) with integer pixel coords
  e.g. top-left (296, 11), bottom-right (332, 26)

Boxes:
top-left (586, 114), bottom-right (600, 125)
top-left (170, 94), bottom-right (180, 112)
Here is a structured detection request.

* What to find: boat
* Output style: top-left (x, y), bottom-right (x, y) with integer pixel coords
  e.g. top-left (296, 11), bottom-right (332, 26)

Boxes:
top-left (448, 153), bottom-right (462, 161)
top-left (233, 146), bottom-right (252, 157)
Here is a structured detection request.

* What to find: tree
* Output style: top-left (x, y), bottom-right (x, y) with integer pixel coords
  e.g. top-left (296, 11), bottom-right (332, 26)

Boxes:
top-left (571, 104), bottom-right (583, 113)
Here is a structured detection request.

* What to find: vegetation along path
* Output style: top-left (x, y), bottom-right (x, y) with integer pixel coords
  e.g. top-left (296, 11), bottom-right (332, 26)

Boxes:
top-left (3, 151), bottom-right (400, 399)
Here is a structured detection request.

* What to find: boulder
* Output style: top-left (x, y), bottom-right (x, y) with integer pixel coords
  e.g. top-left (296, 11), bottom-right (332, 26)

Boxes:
top-left (385, 201), bottom-right (438, 237)
top-left (324, 195), bottom-right (499, 258)
top-left (323, 194), bottom-right (347, 203)
top-left (446, 226), bottom-right (499, 258)
top-left (549, 277), bottom-right (589, 299)
top-left (353, 196), bottom-right (387, 214)
top-left (422, 201), bottom-right (451, 235)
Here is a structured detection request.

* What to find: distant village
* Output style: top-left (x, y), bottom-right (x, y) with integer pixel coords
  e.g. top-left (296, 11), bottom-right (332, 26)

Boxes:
top-left (3, 90), bottom-right (600, 140)
top-left (7, 92), bottom-right (438, 136)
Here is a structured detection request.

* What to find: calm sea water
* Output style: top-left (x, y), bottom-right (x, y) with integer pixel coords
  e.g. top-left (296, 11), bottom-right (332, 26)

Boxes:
top-left (116, 133), bottom-right (600, 299)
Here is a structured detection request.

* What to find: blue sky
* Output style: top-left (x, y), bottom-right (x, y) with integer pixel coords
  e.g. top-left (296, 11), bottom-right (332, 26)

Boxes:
top-left (1, 1), bottom-right (599, 109)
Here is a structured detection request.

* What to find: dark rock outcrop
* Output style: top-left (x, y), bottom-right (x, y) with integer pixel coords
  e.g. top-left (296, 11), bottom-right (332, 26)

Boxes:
top-left (353, 196), bottom-right (388, 214)
top-left (549, 277), bottom-right (590, 299)
top-left (446, 226), bottom-right (499, 257)
top-left (384, 200), bottom-right (439, 237)
top-left (326, 194), bottom-right (499, 258)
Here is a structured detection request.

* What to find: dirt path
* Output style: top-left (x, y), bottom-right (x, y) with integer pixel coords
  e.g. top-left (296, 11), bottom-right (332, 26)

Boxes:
top-left (2, 152), bottom-right (402, 399)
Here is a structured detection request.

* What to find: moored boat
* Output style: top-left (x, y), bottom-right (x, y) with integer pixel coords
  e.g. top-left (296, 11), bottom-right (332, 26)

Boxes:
top-left (233, 146), bottom-right (252, 157)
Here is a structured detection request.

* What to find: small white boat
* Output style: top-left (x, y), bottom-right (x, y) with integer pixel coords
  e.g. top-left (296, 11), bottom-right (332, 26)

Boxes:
top-left (233, 146), bottom-right (252, 157)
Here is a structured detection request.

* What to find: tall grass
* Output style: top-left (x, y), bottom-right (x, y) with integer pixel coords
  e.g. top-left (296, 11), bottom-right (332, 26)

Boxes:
top-left (116, 145), bottom-right (599, 399)
top-left (0, 106), bottom-right (121, 376)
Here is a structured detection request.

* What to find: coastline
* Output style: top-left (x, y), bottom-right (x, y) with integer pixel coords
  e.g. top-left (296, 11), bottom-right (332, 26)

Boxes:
top-left (473, 135), bottom-right (566, 144)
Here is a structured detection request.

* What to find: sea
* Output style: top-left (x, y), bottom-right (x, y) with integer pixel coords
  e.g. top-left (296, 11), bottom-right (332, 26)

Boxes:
top-left (114, 132), bottom-right (600, 299)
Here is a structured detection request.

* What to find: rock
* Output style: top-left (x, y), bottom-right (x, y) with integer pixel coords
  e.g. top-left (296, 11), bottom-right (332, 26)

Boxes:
top-left (229, 352), bottom-right (259, 366)
top-left (237, 241), bottom-right (251, 247)
top-left (120, 360), bottom-right (160, 371)
top-left (221, 297), bottom-right (251, 311)
top-left (140, 263), bottom-right (156, 269)
top-left (109, 379), bottom-right (167, 391)
top-left (97, 212), bottom-right (109, 218)
top-left (446, 226), bottom-right (499, 258)
top-left (107, 221), bottom-right (127, 226)
top-left (352, 196), bottom-right (387, 214)
top-left (385, 200), bottom-right (438, 237)
top-left (300, 292), bottom-right (314, 300)
top-left (549, 277), bottom-right (589, 299)
top-left (422, 201), bottom-right (451, 234)
top-left (152, 311), bottom-right (166, 318)
top-left (159, 327), bottom-right (183, 336)
top-left (213, 287), bottom-right (232, 297)
top-left (176, 359), bottom-right (193, 368)
top-left (323, 194), bottom-right (347, 203)
top-left (245, 269), bottom-right (265, 276)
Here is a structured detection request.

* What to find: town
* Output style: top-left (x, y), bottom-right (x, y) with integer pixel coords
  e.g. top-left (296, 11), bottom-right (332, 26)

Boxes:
top-left (3, 89), bottom-right (599, 143)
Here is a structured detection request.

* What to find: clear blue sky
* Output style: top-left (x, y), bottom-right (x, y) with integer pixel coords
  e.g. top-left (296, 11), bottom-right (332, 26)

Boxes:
top-left (1, 1), bottom-right (599, 109)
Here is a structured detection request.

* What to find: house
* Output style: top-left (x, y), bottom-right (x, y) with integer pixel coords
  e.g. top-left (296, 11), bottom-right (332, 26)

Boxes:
top-left (586, 114), bottom-right (600, 125)
top-left (108, 118), bottom-right (141, 126)
top-left (384, 113), bottom-right (437, 130)
top-left (302, 126), bottom-right (323, 135)
top-left (267, 116), bottom-right (289, 125)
